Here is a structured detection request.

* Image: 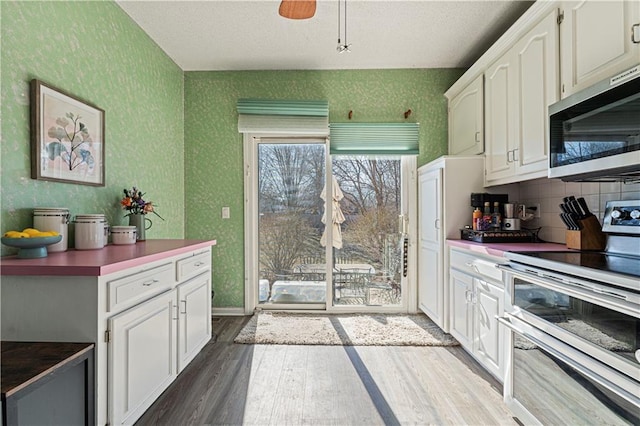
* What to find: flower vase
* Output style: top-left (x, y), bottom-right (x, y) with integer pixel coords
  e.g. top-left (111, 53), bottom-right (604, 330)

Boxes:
top-left (128, 214), bottom-right (152, 241)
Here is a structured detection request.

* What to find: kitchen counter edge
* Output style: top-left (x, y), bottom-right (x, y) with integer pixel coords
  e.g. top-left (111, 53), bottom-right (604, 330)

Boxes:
top-left (0, 239), bottom-right (217, 277)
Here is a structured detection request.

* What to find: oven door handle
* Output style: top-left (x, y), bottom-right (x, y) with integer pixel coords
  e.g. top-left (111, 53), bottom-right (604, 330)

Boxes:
top-left (497, 264), bottom-right (597, 292)
top-left (496, 315), bottom-right (640, 406)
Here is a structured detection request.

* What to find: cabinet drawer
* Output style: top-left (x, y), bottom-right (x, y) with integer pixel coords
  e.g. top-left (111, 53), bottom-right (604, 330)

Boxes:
top-left (176, 251), bottom-right (211, 282)
top-left (449, 249), bottom-right (503, 283)
top-left (107, 263), bottom-right (173, 313)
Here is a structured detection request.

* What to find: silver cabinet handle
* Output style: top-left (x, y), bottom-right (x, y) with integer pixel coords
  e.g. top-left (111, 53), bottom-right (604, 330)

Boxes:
top-left (632, 23), bottom-right (640, 43)
top-left (180, 300), bottom-right (187, 314)
top-left (173, 304), bottom-right (179, 320)
top-left (434, 218), bottom-right (441, 229)
top-left (194, 261), bottom-right (204, 267)
top-left (512, 148), bottom-right (519, 162)
top-left (506, 150), bottom-right (513, 163)
top-left (475, 131), bottom-right (481, 143)
top-left (142, 278), bottom-right (159, 286)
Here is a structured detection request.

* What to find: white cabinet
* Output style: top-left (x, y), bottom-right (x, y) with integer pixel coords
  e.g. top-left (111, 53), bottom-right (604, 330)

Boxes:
top-left (485, 9), bottom-right (559, 186)
top-left (418, 168), bottom-right (443, 327)
top-left (0, 241), bottom-right (215, 426)
top-left (448, 246), bottom-right (506, 382)
top-left (560, 0), bottom-right (640, 98)
top-left (109, 289), bottom-right (178, 425)
top-left (448, 74), bottom-right (484, 156)
top-left (450, 269), bottom-right (473, 348)
top-left (177, 272), bottom-right (212, 372)
top-left (417, 156), bottom-right (484, 332)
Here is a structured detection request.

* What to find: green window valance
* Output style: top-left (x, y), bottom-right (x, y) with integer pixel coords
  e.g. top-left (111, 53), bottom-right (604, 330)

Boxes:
top-left (329, 122), bottom-right (419, 155)
top-left (237, 99), bottom-right (329, 135)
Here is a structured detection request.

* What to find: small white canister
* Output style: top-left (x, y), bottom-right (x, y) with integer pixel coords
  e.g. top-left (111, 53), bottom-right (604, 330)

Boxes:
top-left (110, 226), bottom-right (137, 245)
top-left (74, 214), bottom-right (106, 250)
top-left (33, 207), bottom-right (70, 252)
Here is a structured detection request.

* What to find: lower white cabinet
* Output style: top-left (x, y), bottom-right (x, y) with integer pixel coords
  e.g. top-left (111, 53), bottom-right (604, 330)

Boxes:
top-left (177, 272), bottom-right (212, 372)
top-left (449, 246), bottom-right (506, 382)
top-left (109, 289), bottom-right (178, 425)
top-left (0, 242), bottom-right (215, 426)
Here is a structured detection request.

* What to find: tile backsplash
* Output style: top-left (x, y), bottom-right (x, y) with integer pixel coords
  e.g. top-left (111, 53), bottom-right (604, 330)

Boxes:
top-left (517, 178), bottom-right (640, 244)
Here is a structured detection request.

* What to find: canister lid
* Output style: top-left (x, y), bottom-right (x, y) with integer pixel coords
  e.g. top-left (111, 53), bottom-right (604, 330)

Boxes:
top-left (34, 207), bottom-right (69, 214)
top-left (74, 213), bottom-right (106, 222)
top-left (111, 226), bottom-right (136, 232)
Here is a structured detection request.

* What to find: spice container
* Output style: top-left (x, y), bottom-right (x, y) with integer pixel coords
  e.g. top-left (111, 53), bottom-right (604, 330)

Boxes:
top-left (74, 214), bottom-right (106, 250)
top-left (110, 226), bottom-right (137, 245)
top-left (33, 208), bottom-right (70, 252)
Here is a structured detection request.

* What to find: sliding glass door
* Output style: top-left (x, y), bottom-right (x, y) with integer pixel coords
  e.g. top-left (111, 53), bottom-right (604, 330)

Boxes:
top-left (255, 140), bottom-right (327, 308)
top-left (245, 136), bottom-right (414, 312)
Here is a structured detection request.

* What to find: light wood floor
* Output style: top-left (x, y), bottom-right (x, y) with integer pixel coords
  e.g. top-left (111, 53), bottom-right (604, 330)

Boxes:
top-left (136, 316), bottom-right (517, 426)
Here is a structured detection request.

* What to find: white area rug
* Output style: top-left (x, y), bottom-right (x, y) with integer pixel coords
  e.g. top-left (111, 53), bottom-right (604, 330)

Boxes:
top-left (234, 311), bottom-right (459, 346)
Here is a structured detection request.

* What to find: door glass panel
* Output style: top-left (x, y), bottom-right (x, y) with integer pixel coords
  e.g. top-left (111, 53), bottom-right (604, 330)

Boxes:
top-left (257, 143), bottom-right (326, 306)
top-left (331, 156), bottom-right (403, 306)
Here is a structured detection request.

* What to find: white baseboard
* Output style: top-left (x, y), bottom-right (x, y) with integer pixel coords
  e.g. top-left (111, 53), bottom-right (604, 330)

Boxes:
top-left (212, 306), bottom-right (246, 316)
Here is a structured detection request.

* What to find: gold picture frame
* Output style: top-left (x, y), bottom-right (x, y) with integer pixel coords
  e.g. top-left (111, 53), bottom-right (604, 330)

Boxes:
top-left (30, 79), bottom-right (105, 186)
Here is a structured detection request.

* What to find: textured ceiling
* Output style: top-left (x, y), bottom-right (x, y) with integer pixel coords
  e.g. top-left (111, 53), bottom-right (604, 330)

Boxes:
top-left (116, 0), bottom-right (534, 71)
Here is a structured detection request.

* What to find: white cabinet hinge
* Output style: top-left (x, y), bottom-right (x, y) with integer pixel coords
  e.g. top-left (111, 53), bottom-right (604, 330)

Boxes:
top-left (557, 10), bottom-right (564, 25)
top-left (105, 329), bottom-right (111, 343)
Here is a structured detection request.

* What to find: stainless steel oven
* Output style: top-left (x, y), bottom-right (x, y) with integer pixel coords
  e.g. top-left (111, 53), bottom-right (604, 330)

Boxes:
top-left (498, 200), bottom-right (640, 425)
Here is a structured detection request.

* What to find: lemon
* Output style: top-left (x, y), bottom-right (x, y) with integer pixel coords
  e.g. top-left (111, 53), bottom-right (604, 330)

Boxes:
top-left (34, 231), bottom-right (54, 237)
top-left (22, 228), bottom-right (40, 236)
top-left (4, 231), bottom-right (30, 238)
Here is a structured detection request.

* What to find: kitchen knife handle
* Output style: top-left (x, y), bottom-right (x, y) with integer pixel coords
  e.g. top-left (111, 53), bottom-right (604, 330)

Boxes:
top-left (577, 197), bottom-right (592, 217)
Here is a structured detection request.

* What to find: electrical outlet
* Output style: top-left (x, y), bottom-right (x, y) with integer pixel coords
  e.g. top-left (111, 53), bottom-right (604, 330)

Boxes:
top-left (222, 207), bottom-right (230, 219)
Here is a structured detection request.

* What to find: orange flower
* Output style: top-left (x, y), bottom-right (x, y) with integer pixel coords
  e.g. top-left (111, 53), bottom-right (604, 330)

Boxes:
top-left (121, 197), bottom-right (132, 208)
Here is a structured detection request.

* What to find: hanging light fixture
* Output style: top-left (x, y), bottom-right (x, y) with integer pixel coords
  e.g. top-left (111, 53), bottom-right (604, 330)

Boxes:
top-left (336, 0), bottom-right (351, 53)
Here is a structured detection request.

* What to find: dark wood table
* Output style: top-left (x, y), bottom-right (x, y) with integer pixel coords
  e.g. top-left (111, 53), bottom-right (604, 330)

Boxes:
top-left (1, 341), bottom-right (95, 426)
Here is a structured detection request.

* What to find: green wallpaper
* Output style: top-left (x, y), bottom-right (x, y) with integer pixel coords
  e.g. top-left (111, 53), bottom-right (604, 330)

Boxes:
top-left (0, 0), bottom-right (185, 256)
top-left (184, 69), bottom-right (463, 308)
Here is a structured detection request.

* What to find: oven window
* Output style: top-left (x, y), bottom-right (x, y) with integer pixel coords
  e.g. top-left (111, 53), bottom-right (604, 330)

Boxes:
top-left (513, 279), bottom-right (639, 366)
top-left (513, 333), bottom-right (640, 425)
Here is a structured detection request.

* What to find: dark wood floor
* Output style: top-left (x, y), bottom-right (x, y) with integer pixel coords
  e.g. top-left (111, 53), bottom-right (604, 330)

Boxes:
top-left (136, 316), bottom-right (516, 426)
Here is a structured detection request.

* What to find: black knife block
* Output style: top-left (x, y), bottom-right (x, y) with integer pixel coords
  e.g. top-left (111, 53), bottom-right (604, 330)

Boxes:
top-left (566, 215), bottom-right (606, 251)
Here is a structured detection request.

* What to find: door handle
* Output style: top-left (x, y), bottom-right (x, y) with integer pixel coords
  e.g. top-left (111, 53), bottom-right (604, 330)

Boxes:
top-left (632, 23), bottom-right (640, 43)
top-left (434, 218), bottom-right (440, 229)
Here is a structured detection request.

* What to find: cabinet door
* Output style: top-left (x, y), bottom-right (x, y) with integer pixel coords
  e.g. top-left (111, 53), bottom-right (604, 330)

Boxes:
top-left (418, 168), bottom-right (444, 329)
top-left (449, 269), bottom-right (473, 348)
top-left (560, 0), bottom-right (640, 97)
top-left (177, 272), bottom-right (212, 372)
top-left (449, 75), bottom-right (484, 156)
top-left (108, 289), bottom-right (177, 425)
top-left (418, 245), bottom-right (442, 328)
top-left (473, 279), bottom-right (505, 382)
top-left (418, 168), bottom-right (441, 247)
top-left (514, 9), bottom-right (559, 176)
top-left (484, 52), bottom-right (517, 182)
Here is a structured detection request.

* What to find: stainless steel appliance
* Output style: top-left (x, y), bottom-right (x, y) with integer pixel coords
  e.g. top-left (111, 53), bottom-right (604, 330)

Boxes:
top-left (548, 65), bottom-right (640, 182)
top-left (498, 200), bottom-right (640, 425)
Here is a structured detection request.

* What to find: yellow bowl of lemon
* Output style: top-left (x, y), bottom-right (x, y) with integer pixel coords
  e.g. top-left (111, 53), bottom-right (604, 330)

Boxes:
top-left (2, 228), bottom-right (62, 258)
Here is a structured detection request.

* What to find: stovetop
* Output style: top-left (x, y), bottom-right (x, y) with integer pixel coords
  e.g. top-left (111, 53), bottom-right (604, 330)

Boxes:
top-left (510, 250), bottom-right (640, 278)
top-left (505, 250), bottom-right (640, 293)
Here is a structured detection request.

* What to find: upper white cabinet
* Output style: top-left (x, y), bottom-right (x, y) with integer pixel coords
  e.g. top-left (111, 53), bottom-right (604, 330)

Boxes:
top-left (448, 75), bottom-right (484, 156)
top-left (447, 0), bottom-right (637, 185)
top-left (560, 0), bottom-right (640, 98)
top-left (485, 9), bottom-right (559, 186)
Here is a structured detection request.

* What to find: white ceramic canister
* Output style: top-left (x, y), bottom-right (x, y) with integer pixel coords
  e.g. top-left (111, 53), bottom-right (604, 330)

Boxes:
top-left (110, 226), bottom-right (137, 245)
top-left (74, 214), bottom-right (106, 250)
top-left (33, 208), bottom-right (70, 252)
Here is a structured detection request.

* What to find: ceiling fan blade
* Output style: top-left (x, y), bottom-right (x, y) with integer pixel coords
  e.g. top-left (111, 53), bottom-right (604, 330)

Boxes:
top-left (279, 0), bottom-right (316, 20)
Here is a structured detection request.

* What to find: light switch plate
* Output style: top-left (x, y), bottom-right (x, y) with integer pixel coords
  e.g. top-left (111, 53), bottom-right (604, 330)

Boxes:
top-left (222, 207), bottom-right (230, 219)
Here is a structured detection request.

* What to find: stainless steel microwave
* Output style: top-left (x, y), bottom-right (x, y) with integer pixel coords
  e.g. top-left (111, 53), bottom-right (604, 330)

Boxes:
top-left (549, 65), bottom-right (640, 182)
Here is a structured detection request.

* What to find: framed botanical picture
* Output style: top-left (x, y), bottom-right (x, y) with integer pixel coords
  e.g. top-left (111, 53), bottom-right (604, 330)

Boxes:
top-left (30, 79), bottom-right (105, 186)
